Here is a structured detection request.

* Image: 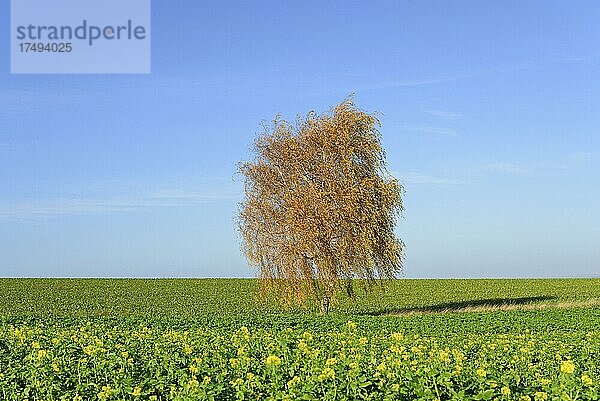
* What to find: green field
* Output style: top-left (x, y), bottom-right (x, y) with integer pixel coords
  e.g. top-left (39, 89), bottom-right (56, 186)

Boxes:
top-left (1, 278), bottom-right (599, 400)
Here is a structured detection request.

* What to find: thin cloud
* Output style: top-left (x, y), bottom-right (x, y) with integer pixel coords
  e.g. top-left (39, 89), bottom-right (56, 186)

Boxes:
top-left (0, 189), bottom-right (239, 220)
top-left (396, 152), bottom-right (587, 189)
top-left (360, 73), bottom-right (477, 90)
top-left (484, 161), bottom-right (568, 176)
top-left (396, 172), bottom-right (468, 186)
top-left (358, 65), bottom-right (514, 92)
top-left (401, 125), bottom-right (460, 138)
top-left (569, 151), bottom-right (600, 162)
top-left (555, 55), bottom-right (599, 63)
top-left (361, 56), bottom-right (596, 93)
top-left (421, 109), bottom-right (462, 120)
top-left (485, 163), bottom-right (533, 176)
top-left (0, 89), bottom-right (86, 114)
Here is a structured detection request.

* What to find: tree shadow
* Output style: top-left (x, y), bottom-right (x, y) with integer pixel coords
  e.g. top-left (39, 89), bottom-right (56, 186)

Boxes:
top-left (363, 296), bottom-right (558, 316)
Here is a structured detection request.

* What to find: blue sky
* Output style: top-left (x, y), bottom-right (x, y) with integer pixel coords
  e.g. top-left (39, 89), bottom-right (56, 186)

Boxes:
top-left (1, 1), bottom-right (599, 278)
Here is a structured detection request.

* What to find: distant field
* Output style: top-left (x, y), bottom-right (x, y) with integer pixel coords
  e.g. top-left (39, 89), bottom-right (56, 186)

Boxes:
top-left (2, 277), bottom-right (599, 317)
top-left (1, 278), bottom-right (599, 400)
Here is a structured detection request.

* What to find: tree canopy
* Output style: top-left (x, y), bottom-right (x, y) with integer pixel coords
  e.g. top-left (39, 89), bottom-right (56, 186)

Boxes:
top-left (238, 99), bottom-right (404, 309)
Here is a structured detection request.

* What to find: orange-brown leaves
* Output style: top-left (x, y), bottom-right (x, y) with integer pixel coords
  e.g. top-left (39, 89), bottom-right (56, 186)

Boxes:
top-left (238, 99), bottom-right (404, 307)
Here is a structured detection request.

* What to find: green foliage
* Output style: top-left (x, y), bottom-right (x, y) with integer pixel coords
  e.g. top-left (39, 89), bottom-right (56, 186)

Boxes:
top-left (1, 320), bottom-right (599, 400)
top-left (0, 278), bottom-right (599, 400)
top-left (1, 278), bottom-right (599, 317)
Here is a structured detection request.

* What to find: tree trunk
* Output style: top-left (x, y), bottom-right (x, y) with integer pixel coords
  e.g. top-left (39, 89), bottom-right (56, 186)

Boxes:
top-left (322, 296), bottom-right (330, 314)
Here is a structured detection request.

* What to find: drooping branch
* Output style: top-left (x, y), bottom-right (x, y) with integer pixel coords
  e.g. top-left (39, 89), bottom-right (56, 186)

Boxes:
top-left (238, 98), bottom-right (404, 309)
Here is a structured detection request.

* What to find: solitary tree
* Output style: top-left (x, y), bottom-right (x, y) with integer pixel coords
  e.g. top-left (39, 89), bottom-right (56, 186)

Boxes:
top-left (238, 99), bottom-right (404, 311)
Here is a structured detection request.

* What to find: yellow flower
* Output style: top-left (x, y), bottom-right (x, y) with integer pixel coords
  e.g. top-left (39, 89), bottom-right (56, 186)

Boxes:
top-left (97, 385), bottom-right (113, 400)
top-left (230, 378), bottom-right (244, 387)
top-left (439, 351), bottom-right (450, 362)
top-left (519, 396), bottom-right (531, 401)
top-left (131, 387), bottom-right (142, 397)
top-left (298, 339), bottom-right (309, 353)
top-left (534, 392), bottom-right (548, 401)
top-left (287, 376), bottom-right (301, 387)
top-left (326, 358), bottom-right (337, 366)
top-left (560, 360), bottom-right (575, 374)
top-left (239, 326), bottom-right (250, 340)
top-left (359, 337), bottom-right (368, 346)
top-left (265, 355), bottom-right (281, 367)
top-left (390, 332), bottom-right (404, 342)
top-left (37, 349), bottom-right (48, 360)
top-left (540, 378), bottom-right (551, 386)
top-left (501, 386), bottom-right (511, 396)
top-left (346, 321), bottom-right (357, 331)
top-left (476, 368), bottom-right (487, 378)
top-left (189, 364), bottom-right (199, 374)
top-left (581, 374), bottom-right (593, 386)
top-left (318, 367), bottom-right (335, 381)
top-left (32, 341), bottom-right (41, 349)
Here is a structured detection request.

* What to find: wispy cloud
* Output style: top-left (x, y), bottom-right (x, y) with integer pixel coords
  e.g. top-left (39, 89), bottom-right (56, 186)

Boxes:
top-left (0, 89), bottom-right (86, 114)
top-left (484, 161), bottom-right (568, 176)
top-left (555, 55), bottom-right (599, 63)
top-left (396, 172), bottom-right (468, 186)
top-left (357, 63), bottom-right (528, 92)
top-left (569, 151), bottom-right (600, 162)
top-left (360, 56), bottom-right (598, 93)
top-left (421, 109), bottom-right (462, 120)
top-left (359, 73), bottom-right (477, 91)
top-left (393, 150), bottom-right (591, 189)
top-left (401, 125), bottom-right (460, 138)
top-left (484, 162), bottom-right (533, 176)
top-left (0, 138), bottom-right (31, 150)
top-left (0, 189), bottom-right (240, 220)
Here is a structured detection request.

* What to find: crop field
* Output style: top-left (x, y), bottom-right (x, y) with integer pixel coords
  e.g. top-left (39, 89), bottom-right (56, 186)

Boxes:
top-left (0, 278), bottom-right (599, 400)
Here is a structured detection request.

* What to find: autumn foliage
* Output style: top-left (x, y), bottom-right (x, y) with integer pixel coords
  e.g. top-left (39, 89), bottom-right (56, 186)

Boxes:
top-left (238, 99), bottom-right (404, 310)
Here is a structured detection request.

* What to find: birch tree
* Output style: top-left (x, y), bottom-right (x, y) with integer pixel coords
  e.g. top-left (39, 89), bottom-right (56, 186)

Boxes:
top-left (238, 99), bottom-right (404, 311)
